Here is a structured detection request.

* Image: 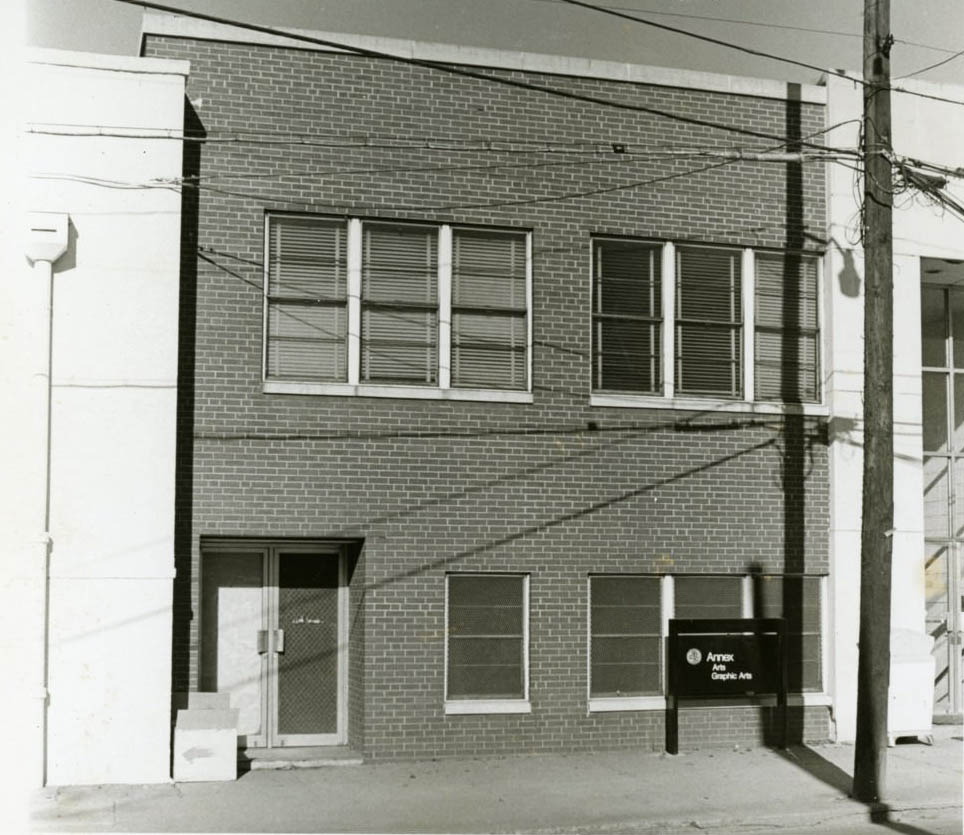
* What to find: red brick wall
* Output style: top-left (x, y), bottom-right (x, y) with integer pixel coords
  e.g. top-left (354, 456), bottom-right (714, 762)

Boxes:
top-left (145, 34), bottom-right (831, 758)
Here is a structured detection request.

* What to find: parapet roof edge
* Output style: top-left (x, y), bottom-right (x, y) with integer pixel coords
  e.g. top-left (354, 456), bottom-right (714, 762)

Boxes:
top-left (27, 45), bottom-right (190, 77)
top-left (141, 11), bottom-right (825, 104)
top-left (828, 68), bottom-right (964, 97)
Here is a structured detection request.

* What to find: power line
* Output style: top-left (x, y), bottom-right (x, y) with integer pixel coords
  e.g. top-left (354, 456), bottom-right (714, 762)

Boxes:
top-left (556, 0), bottom-right (964, 108)
top-left (896, 47), bottom-right (964, 80)
top-left (111, 0), bottom-right (857, 154)
top-left (30, 147), bottom-right (846, 213)
top-left (557, 0), bottom-right (846, 79)
top-left (524, 0), bottom-right (960, 55)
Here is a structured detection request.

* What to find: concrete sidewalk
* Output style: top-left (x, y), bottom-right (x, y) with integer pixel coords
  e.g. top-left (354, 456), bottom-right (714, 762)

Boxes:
top-left (24, 725), bottom-right (962, 834)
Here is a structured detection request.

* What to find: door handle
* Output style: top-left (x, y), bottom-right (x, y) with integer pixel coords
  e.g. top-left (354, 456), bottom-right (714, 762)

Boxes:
top-left (275, 628), bottom-right (285, 653)
top-left (257, 630), bottom-right (268, 654)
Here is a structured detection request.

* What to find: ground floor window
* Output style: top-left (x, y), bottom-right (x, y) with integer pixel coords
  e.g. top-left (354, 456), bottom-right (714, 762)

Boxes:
top-left (588, 573), bottom-right (825, 710)
top-left (589, 575), bottom-right (661, 697)
top-left (445, 573), bottom-right (530, 714)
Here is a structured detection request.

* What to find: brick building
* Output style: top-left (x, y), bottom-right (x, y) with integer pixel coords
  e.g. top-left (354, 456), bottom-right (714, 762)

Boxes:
top-left (140, 12), bottom-right (835, 763)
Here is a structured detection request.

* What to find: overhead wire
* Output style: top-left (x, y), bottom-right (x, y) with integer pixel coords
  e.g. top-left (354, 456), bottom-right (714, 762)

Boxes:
top-left (522, 0), bottom-right (961, 56)
top-left (556, 0), bottom-right (964, 107)
top-left (896, 47), bottom-right (964, 80)
top-left (109, 0), bottom-right (860, 154)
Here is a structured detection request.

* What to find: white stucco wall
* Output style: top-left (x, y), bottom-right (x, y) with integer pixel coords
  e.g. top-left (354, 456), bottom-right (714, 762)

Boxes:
top-left (4, 48), bottom-right (188, 786)
top-left (824, 74), bottom-right (964, 740)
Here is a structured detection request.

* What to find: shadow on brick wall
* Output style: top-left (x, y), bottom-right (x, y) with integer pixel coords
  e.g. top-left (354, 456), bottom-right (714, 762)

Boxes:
top-left (169, 97), bottom-right (205, 771)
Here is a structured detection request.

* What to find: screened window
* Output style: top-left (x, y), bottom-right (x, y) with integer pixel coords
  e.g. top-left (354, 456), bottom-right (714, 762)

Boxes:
top-left (452, 229), bottom-right (528, 390)
top-left (676, 245), bottom-right (742, 397)
top-left (754, 575), bottom-right (823, 691)
top-left (673, 575), bottom-right (744, 620)
top-left (589, 576), bottom-right (661, 697)
top-left (592, 240), bottom-right (662, 394)
top-left (446, 574), bottom-right (527, 701)
top-left (265, 216), bottom-right (348, 382)
top-left (361, 223), bottom-right (439, 384)
top-left (586, 574), bottom-right (825, 709)
top-left (755, 252), bottom-right (820, 402)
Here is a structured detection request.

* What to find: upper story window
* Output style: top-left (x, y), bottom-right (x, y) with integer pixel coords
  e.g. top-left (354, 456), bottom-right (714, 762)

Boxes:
top-left (452, 229), bottom-right (529, 390)
top-left (676, 245), bottom-right (742, 398)
top-left (264, 214), bottom-right (532, 402)
top-left (590, 238), bottom-right (822, 409)
top-left (361, 223), bottom-right (439, 385)
top-left (754, 252), bottom-right (820, 402)
top-left (592, 240), bottom-right (662, 394)
top-left (265, 217), bottom-right (348, 382)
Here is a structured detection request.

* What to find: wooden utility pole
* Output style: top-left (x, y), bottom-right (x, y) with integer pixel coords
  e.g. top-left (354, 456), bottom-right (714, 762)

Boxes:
top-left (854, 0), bottom-right (894, 804)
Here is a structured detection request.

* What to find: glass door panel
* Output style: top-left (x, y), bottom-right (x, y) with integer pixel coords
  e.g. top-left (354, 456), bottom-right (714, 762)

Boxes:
top-left (200, 550), bottom-right (267, 747)
top-left (273, 552), bottom-right (342, 744)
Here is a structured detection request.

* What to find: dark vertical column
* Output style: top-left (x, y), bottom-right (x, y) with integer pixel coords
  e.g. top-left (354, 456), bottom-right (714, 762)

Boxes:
top-left (854, 0), bottom-right (895, 803)
top-left (171, 99), bottom-right (205, 725)
top-left (782, 83), bottom-right (806, 747)
top-left (666, 622), bottom-right (679, 754)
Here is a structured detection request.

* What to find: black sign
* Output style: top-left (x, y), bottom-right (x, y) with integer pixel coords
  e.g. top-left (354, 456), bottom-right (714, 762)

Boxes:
top-left (674, 633), bottom-right (781, 697)
top-left (665, 618), bottom-right (787, 754)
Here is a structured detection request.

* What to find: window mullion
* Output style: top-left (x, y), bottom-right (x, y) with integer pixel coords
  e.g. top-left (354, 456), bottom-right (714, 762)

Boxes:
top-left (662, 575), bottom-right (674, 695)
top-left (346, 218), bottom-right (362, 385)
top-left (742, 248), bottom-right (755, 402)
top-left (526, 231), bottom-right (533, 394)
top-left (662, 242), bottom-right (675, 399)
top-left (438, 225), bottom-right (452, 389)
top-left (742, 574), bottom-right (754, 617)
top-left (262, 215), bottom-right (271, 381)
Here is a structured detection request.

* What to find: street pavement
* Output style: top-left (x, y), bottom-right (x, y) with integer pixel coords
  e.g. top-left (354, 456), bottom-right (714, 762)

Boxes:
top-left (22, 725), bottom-right (962, 834)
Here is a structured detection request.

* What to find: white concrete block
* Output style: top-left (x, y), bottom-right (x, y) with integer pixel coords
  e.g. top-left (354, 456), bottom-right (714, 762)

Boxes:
top-left (173, 709), bottom-right (239, 782)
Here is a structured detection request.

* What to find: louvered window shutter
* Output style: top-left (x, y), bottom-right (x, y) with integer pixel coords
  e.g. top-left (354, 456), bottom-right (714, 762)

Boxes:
top-left (675, 246), bottom-right (742, 397)
top-left (451, 229), bottom-right (528, 390)
top-left (592, 240), bottom-right (661, 393)
top-left (266, 216), bottom-right (348, 381)
top-left (361, 223), bottom-right (439, 384)
top-left (755, 252), bottom-right (820, 402)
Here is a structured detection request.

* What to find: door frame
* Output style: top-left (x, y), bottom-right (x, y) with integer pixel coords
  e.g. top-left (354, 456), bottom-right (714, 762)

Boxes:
top-left (199, 539), bottom-right (350, 748)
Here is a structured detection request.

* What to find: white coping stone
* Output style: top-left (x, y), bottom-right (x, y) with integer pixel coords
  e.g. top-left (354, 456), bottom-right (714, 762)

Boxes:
top-left (140, 11), bottom-right (824, 103)
top-left (187, 692), bottom-right (232, 711)
top-left (26, 45), bottom-right (189, 77)
top-left (176, 708), bottom-right (239, 730)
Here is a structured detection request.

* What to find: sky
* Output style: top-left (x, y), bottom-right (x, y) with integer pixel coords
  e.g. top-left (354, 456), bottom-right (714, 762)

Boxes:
top-left (24, 0), bottom-right (964, 89)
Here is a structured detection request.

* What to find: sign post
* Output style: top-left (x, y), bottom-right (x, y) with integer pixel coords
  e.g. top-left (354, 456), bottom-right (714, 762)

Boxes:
top-left (666, 618), bottom-right (787, 754)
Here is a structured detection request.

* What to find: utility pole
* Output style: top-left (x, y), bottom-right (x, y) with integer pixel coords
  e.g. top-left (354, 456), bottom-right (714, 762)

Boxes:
top-left (854, 0), bottom-right (894, 804)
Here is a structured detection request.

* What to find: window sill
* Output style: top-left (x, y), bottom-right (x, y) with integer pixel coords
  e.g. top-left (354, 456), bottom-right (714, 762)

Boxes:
top-left (588, 693), bottom-right (830, 712)
top-left (444, 699), bottom-right (532, 715)
top-left (589, 393), bottom-right (828, 416)
top-left (264, 380), bottom-right (533, 403)
top-left (589, 696), bottom-right (666, 712)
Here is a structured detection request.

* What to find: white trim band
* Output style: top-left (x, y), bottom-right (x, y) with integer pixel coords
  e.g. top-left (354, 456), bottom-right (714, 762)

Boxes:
top-left (444, 700), bottom-right (532, 715)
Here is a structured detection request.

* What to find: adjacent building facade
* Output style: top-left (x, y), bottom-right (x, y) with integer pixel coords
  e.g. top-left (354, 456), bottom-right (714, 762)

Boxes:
top-left (7, 47), bottom-right (187, 786)
top-left (824, 72), bottom-right (964, 736)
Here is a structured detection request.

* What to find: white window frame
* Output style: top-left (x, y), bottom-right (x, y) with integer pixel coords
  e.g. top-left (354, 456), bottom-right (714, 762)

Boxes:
top-left (587, 573), bottom-right (830, 713)
top-left (264, 214), bottom-right (533, 403)
top-left (444, 572), bottom-right (531, 716)
top-left (589, 240), bottom-right (827, 416)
